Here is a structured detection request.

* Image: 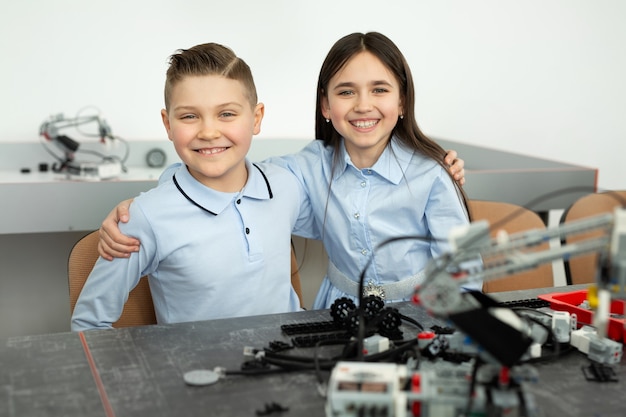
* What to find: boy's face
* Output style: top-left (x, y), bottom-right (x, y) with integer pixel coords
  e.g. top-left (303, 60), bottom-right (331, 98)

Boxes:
top-left (162, 75), bottom-right (264, 192)
top-left (321, 51), bottom-right (403, 169)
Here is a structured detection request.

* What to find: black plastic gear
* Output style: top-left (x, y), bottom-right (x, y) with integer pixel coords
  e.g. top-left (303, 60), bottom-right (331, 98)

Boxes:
top-left (344, 309), bottom-right (361, 334)
top-left (330, 297), bottom-right (356, 324)
top-left (362, 295), bottom-right (385, 320)
top-left (377, 307), bottom-right (402, 333)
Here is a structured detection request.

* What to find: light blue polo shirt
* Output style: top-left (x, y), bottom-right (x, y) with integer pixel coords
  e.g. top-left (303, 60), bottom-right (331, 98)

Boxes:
top-left (71, 160), bottom-right (309, 331)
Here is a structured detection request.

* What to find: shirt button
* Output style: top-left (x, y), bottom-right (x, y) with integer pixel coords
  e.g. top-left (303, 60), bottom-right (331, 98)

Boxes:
top-left (245, 227), bottom-right (250, 234)
top-left (236, 199), bottom-right (241, 204)
top-left (354, 212), bottom-right (360, 219)
top-left (366, 169), bottom-right (372, 175)
top-left (361, 249), bottom-right (368, 256)
top-left (360, 181), bottom-right (367, 188)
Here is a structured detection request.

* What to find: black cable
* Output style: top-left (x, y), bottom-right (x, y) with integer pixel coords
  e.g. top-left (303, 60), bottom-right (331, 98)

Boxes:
top-left (463, 356), bottom-right (484, 416)
top-left (262, 337), bottom-right (420, 373)
top-left (352, 234), bottom-right (435, 360)
top-left (510, 306), bottom-right (553, 318)
top-left (399, 313), bottom-right (424, 331)
top-left (313, 338), bottom-right (353, 390)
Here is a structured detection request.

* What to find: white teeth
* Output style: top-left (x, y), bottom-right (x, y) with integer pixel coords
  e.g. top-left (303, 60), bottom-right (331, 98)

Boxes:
top-left (353, 120), bottom-right (377, 128)
top-left (198, 148), bottom-right (226, 155)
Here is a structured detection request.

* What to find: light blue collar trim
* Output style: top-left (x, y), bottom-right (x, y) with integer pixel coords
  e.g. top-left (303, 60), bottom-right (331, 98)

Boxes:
top-left (335, 136), bottom-right (413, 184)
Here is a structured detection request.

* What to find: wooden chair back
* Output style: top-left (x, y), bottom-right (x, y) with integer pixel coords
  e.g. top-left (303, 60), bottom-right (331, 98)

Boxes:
top-left (68, 230), bottom-right (157, 328)
top-left (560, 191), bottom-right (626, 285)
top-left (468, 200), bottom-right (554, 292)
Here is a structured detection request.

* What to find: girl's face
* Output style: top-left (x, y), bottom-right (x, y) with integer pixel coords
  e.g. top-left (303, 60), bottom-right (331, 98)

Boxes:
top-left (322, 51), bottom-right (403, 169)
top-left (161, 75), bottom-right (264, 192)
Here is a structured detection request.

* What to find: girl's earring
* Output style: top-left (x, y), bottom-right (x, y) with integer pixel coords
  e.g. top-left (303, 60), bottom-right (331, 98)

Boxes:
top-left (400, 114), bottom-right (404, 119)
top-left (325, 118), bottom-right (330, 123)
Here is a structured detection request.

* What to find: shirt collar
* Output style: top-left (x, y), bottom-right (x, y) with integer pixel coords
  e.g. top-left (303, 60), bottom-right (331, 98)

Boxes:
top-left (335, 136), bottom-right (413, 185)
top-left (172, 160), bottom-right (273, 215)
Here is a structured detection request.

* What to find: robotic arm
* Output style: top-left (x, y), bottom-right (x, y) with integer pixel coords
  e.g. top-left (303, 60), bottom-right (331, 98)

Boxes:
top-left (414, 207), bottom-right (626, 365)
top-left (40, 112), bottom-right (112, 151)
top-left (39, 112), bottom-right (124, 178)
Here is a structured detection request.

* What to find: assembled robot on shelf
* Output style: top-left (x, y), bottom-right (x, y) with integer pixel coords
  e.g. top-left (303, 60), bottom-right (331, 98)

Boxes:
top-left (39, 112), bottom-right (126, 179)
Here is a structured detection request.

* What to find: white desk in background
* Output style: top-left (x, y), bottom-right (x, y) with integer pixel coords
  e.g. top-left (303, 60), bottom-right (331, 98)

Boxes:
top-left (0, 138), bottom-right (598, 234)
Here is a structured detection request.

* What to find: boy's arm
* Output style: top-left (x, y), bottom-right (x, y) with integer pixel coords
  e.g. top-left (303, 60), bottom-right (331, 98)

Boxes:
top-left (444, 150), bottom-right (465, 186)
top-left (98, 153), bottom-right (466, 259)
top-left (70, 255), bottom-right (128, 330)
top-left (98, 162), bottom-right (182, 260)
top-left (73, 204), bottom-right (156, 330)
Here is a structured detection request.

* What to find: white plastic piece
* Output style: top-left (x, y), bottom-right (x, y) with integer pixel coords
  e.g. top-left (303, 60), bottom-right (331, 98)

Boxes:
top-left (570, 325), bottom-right (596, 354)
top-left (363, 335), bottom-right (390, 354)
top-left (183, 369), bottom-right (220, 386)
top-left (551, 311), bottom-right (572, 343)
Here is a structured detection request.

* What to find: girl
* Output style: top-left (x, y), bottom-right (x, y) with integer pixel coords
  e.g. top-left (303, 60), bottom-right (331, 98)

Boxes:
top-left (98, 32), bottom-right (474, 309)
top-left (276, 32), bottom-right (474, 308)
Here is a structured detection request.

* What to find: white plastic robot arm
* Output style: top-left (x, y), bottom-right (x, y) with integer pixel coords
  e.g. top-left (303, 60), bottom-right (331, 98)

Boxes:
top-left (417, 209), bottom-right (623, 319)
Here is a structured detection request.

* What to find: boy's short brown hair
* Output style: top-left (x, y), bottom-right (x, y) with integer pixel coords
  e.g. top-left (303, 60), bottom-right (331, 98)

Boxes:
top-left (164, 43), bottom-right (258, 112)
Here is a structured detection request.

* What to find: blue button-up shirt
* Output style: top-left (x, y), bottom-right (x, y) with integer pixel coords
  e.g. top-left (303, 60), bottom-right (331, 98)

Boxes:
top-left (273, 137), bottom-right (477, 309)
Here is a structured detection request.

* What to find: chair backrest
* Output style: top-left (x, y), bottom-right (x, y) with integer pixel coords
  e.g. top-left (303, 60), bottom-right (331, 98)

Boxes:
top-left (68, 231), bottom-right (305, 328)
top-left (468, 200), bottom-right (554, 293)
top-left (559, 191), bottom-right (626, 285)
top-left (68, 230), bottom-right (157, 328)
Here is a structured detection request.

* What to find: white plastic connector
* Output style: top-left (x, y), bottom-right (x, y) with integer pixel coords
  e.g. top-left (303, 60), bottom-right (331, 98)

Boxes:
top-left (570, 325), bottom-right (596, 354)
top-left (363, 334), bottom-right (390, 354)
top-left (96, 160), bottom-right (122, 179)
top-left (551, 311), bottom-right (573, 343)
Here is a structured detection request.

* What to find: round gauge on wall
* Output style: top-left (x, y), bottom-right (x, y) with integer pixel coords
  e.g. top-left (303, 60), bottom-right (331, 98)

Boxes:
top-left (146, 148), bottom-right (167, 168)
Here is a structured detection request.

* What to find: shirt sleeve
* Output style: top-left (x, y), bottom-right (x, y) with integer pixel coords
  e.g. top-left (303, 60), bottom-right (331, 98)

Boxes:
top-left (265, 154), bottom-right (321, 240)
top-left (424, 170), bottom-right (483, 292)
top-left (70, 203), bottom-right (159, 331)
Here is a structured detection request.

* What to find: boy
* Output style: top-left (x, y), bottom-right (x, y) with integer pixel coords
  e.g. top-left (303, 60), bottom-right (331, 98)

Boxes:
top-left (71, 43), bottom-right (309, 330)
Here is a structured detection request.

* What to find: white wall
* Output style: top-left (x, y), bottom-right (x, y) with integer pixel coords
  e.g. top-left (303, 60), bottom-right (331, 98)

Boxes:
top-left (1, 0), bottom-right (624, 191)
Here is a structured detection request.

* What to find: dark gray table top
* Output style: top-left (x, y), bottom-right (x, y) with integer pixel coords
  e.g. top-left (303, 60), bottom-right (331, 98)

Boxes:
top-left (1, 287), bottom-right (623, 417)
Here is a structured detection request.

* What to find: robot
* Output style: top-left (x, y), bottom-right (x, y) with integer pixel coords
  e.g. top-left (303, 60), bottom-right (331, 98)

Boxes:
top-left (326, 206), bottom-right (626, 416)
top-left (39, 112), bottom-right (126, 179)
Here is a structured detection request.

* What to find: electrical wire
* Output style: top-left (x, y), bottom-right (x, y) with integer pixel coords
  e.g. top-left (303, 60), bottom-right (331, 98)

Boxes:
top-left (222, 336), bottom-right (421, 384)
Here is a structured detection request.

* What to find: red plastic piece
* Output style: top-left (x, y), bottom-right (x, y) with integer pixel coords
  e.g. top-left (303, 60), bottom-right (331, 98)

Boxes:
top-left (411, 373), bottom-right (421, 417)
top-left (417, 331), bottom-right (436, 340)
top-left (538, 289), bottom-right (626, 342)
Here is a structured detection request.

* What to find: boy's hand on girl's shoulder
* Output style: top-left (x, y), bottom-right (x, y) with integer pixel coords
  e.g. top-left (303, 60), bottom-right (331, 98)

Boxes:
top-left (445, 150), bottom-right (466, 186)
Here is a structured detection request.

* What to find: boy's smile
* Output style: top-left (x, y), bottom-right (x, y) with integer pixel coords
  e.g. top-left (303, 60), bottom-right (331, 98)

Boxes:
top-left (161, 75), bottom-right (264, 192)
top-left (196, 147), bottom-right (228, 155)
